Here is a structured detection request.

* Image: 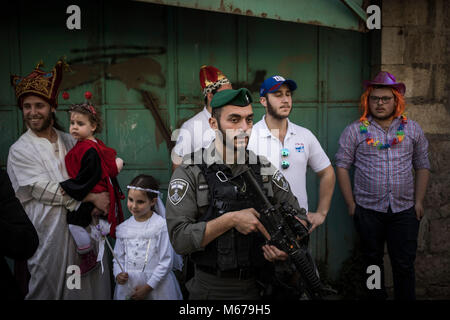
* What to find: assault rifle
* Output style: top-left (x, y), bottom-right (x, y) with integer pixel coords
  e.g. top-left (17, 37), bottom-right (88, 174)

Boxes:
top-left (241, 168), bottom-right (324, 300)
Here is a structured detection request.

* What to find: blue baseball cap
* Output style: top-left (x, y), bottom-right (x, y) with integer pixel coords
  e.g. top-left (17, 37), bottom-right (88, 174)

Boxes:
top-left (259, 75), bottom-right (297, 97)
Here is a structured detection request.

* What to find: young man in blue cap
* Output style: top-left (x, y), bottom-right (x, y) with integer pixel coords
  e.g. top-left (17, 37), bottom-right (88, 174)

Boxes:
top-left (166, 88), bottom-right (307, 300)
top-left (248, 76), bottom-right (335, 232)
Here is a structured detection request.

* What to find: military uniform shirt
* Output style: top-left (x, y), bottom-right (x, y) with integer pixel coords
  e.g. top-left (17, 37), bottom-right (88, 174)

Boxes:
top-left (165, 141), bottom-right (303, 256)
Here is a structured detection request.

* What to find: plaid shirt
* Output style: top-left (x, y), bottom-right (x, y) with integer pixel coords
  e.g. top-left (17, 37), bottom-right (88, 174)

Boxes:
top-left (335, 115), bottom-right (430, 213)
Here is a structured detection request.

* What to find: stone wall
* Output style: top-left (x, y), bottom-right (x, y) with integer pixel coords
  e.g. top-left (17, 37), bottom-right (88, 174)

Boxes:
top-left (381, 0), bottom-right (450, 299)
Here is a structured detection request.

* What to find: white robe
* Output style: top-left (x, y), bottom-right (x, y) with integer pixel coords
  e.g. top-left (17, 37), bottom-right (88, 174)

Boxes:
top-left (7, 128), bottom-right (111, 300)
top-left (113, 214), bottom-right (182, 300)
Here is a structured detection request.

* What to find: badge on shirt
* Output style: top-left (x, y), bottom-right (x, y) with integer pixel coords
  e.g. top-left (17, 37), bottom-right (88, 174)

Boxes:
top-left (168, 179), bottom-right (189, 205)
top-left (295, 142), bottom-right (305, 153)
top-left (272, 170), bottom-right (289, 192)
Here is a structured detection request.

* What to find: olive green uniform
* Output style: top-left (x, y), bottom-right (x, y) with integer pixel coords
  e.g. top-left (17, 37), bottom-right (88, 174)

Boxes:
top-left (166, 142), bottom-right (303, 299)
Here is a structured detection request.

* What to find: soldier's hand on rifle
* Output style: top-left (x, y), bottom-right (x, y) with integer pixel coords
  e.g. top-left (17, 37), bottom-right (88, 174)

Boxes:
top-left (262, 244), bottom-right (288, 262)
top-left (231, 208), bottom-right (271, 240)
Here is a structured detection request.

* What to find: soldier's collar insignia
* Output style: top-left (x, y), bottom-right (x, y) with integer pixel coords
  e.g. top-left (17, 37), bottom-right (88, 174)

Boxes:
top-left (272, 170), bottom-right (289, 192)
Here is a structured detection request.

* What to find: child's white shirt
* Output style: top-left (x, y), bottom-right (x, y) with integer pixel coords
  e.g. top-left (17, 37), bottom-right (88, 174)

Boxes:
top-left (113, 213), bottom-right (182, 300)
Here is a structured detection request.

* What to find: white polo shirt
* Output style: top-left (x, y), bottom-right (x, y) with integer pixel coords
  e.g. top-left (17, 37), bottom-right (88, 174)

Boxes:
top-left (247, 115), bottom-right (331, 211)
top-left (173, 106), bottom-right (215, 157)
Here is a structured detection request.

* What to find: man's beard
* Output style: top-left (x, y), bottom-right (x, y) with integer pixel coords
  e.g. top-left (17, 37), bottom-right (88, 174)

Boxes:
top-left (217, 121), bottom-right (249, 151)
top-left (215, 121), bottom-right (249, 164)
top-left (25, 112), bottom-right (53, 132)
top-left (266, 99), bottom-right (291, 120)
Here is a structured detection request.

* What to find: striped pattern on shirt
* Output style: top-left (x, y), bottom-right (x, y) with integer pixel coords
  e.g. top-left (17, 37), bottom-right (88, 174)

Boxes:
top-left (335, 115), bottom-right (430, 213)
top-left (30, 181), bottom-right (80, 212)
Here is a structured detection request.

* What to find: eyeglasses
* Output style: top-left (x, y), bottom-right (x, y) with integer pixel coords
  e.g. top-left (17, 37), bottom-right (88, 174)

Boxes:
top-left (369, 96), bottom-right (394, 104)
top-left (281, 148), bottom-right (290, 169)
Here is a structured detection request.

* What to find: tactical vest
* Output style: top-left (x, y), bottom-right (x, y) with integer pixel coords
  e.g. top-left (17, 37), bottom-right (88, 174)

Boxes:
top-left (190, 153), bottom-right (269, 271)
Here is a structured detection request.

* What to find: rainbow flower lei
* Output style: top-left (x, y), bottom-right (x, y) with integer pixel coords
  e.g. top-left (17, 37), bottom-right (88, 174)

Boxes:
top-left (359, 115), bottom-right (407, 150)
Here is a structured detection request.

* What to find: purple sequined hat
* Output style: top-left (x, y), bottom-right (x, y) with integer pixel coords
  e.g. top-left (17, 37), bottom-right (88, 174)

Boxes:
top-left (363, 71), bottom-right (406, 95)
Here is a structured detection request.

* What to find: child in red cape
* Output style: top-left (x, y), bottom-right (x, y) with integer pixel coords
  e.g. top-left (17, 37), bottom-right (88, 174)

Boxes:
top-left (60, 92), bottom-right (124, 275)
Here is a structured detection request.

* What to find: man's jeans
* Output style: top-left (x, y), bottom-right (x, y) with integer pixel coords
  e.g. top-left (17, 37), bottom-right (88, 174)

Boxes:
top-left (354, 204), bottom-right (420, 300)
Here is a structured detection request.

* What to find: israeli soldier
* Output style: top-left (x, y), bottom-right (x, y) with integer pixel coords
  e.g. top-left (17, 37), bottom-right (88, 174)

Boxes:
top-left (166, 88), bottom-right (306, 300)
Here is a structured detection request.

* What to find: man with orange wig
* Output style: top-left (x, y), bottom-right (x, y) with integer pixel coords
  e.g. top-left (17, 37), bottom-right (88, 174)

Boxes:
top-left (335, 71), bottom-right (430, 300)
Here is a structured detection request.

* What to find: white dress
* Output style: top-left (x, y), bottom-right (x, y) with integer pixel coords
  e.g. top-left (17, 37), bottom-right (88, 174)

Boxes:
top-left (113, 214), bottom-right (182, 300)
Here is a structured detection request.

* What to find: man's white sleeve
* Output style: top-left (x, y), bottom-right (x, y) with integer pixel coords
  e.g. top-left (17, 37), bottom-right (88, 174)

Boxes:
top-left (307, 131), bottom-right (331, 172)
top-left (30, 181), bottom-right (81, 211)
top-left (172, 124), bottom-right (193, 157)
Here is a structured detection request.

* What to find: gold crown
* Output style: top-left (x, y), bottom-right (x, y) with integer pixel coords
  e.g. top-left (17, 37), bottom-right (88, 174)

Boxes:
top-left (11, 59), bottom-right (68, 106)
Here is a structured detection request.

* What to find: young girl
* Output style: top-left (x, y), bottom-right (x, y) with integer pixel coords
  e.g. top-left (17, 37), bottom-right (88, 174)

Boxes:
top-left (113, 174), bottom-right (183, 300)
top-left (60, 91), bottom-right (124, 274)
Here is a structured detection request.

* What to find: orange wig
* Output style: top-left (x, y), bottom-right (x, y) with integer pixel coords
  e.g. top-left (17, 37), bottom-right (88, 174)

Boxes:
top-left (359, 86), bottom-right (406, 122)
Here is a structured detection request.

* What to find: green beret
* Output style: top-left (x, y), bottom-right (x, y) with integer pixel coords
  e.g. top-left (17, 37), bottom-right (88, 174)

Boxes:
top-left (210, 88), bottom-right (253, 109)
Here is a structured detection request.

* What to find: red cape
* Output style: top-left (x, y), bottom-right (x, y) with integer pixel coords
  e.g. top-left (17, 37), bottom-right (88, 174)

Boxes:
top-left (65, 139), bottom-right (124, 237)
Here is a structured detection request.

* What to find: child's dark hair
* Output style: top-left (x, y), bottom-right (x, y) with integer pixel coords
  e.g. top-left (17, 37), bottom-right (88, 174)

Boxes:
top-left (68, 103), bottom-right (103, 134)
top-left (128, 174), bottom-right (160, 200)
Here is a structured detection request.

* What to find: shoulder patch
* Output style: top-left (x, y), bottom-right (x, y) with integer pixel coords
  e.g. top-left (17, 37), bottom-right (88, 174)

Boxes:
top-left (272, 170), bottom-right (289, 192)
top-left (168, 178), bottom-right (189, 205)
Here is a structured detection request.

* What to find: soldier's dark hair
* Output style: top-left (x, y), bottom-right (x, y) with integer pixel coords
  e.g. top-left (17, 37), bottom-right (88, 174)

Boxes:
top-left (128, 174), bottom-right (160, 200)
top-left (211, 107), bottom-right (223, 121)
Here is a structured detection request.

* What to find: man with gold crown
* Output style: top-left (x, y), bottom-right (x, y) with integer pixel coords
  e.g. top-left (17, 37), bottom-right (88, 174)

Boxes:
top-left (7, 59), bottom-right (111, 299)
top-left (335, 71), bottom-right (430, 300)
top-left (171, 65), bottom-right (232, 170)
